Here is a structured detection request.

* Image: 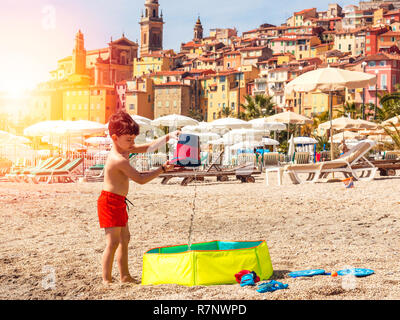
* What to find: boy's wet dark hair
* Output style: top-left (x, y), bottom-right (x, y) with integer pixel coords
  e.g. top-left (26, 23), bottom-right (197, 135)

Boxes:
top-left (108, 111), bottom-right (140, 137)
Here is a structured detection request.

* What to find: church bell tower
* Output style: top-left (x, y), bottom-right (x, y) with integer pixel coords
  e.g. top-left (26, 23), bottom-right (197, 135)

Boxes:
top-left (139, 0), bottom-right (164, 56)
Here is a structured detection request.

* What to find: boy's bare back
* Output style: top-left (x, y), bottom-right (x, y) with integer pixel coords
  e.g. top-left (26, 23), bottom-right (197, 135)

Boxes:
top-left (103, 149), bottom-right (131, 198)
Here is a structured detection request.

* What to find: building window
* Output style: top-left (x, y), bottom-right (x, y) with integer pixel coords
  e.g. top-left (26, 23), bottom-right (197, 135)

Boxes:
top-left (379, 61), bottom-right (386, 66)
top-left (129, 104), bottom-right (135, 110)
top-left (368, 61), bottom-right (376, 67)
top-left (213, 112), bottom-right (216, 120)
top-left (173, 100), bottom-right (177, 108)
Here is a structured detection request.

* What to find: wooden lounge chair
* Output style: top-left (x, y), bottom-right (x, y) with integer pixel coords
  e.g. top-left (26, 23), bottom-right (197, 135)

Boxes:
top-left (284, 140), bottom-right (378, 184)
top-left (27, 158), bottom-right (83, 184)
top-left (6, 157), bottom-right (62, 182)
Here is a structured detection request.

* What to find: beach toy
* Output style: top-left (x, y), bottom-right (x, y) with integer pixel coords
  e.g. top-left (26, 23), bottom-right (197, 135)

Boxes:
top-left (142, 240), bottom-right (273, 286)
top-left (240, 274), bottom-right (255, 287)
top-left (336, 268), bottom-right (374, 277)
top-left (256, 280), bottom-right (288, 293)
top-left (288, 269), bottom-right (328, 278)
top-left (235, 270), bottom-right (260, 284)
top-left (170, 133), bottom-right (201, 167)
top-left (331, 271), bottom-right (338, 277)
top-left (342, 177), bottom-right (354, 188)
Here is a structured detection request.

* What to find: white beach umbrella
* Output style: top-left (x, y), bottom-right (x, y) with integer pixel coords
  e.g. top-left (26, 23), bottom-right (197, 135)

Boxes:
top-left (5, 135), bottom-right (31, 144)
top-left (261, 137), bottom-right (280, 145)
top-left (151, 114), bottom-right (199, 128)
top-left (223, 128), bottom-right (264, 145)
top-left (293, 137), bottom-right (318, 144)
top-left (85, 136), bottom-right (113, 145)
top-left (231, 141), bottom-right (262, 150)
top-left (209, 117), bottom-right (252, 130)
top-left (249, 118), bottom-right (287, 131)
top-left (131, 115), bottom-right (152, 124)
top-left (23, 120), bottom-right (66, 137)
top-left (265, 111), bottom-right (313, 125)
top-left (54, 120), bottom-right (107, 137)
top-left (332, 131), bottom-right (362, 143)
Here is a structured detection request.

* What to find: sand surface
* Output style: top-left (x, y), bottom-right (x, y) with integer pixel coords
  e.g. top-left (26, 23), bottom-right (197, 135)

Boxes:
top-left (1, 173), bottom-right (400, 300)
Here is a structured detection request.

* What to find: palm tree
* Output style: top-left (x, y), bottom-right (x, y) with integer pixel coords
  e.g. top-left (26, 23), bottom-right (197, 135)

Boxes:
top-left (240, 94), bottom-right (277, 120)
top-left (188, 108), bottom-right (204, 122)
top-left (382, 116), bottom-right (400, 150)
top-left (219, 106), bottom-right (233, 118)
top-left (337, 102), bottom-right (360, 119)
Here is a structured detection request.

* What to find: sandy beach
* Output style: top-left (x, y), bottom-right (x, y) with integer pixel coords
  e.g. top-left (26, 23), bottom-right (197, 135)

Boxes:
top-left (1, 173), bottom-right (400, 300)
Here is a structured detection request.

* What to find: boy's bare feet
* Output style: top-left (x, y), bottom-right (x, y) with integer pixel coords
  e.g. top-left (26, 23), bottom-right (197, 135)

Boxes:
top-left (120, 275), bottom-right (140, 284)
top-left (102, 279), bottom-right (113, 285)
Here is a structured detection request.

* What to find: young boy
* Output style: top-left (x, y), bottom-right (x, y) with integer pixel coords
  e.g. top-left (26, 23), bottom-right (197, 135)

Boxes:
top-left (98, 111), bottom-right (180, 284)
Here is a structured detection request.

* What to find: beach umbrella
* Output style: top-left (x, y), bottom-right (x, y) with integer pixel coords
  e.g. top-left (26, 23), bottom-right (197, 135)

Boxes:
top-left (353, 119), bottom-right (378, 130)
top-left (209, 117), bottom-right (252, 130)
top-left (0, 130), bottom-right (11, 141)
top-left (265, 111), bottom-right (313, 125)
top-left (332, 131), bottom-right (361, 143)
top-left (131, 115), bottom-right (152, 124)
top-left (286, 66), bottom-right (376, 161)
top-left (261, 137), bottom-right (280, 145)
top-left (54, 120), bottom-right (107, 137)
top-left (231, 141), bottom-right (262, 150)
top-left (248, 118), bottom-right (287, 131)
top-left (293, 137), bottom-right (318, 144)
top-left (23, 120), bottom-right (66, 137)
top-left (182, 122), bottom-right (214, 133)
top-left (85, 136), bottom-right (113, 145)
top-left (222, 128), bottom-right (264, 145)
top-left (207, 138), bottom-right (228, 145)
top-left (318, 117), bottom-right (361, 131)
top-left (151, 114), bottom-right (199, 128)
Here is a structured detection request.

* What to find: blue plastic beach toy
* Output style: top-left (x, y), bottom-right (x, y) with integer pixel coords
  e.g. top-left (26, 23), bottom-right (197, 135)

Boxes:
top-left (257, 280), bottom-right (288, 293)
top-left (288, 269), bottom-right (328, 278)
top-left (336, 268), bottom-right (374, 277)
top-left (240, 273), bottom-right (256, 287)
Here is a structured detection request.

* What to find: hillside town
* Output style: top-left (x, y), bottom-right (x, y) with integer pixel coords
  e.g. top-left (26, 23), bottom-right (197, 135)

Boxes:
top-left (12, 0), bottom-right (400, 129)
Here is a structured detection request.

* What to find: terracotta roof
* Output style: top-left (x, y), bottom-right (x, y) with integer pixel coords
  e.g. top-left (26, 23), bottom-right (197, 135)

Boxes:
top-left (240, 46), bottom-right (268, 51)
top-left (154, 71), bottom-right (187, 76)
top-left (154, 82), bottom-right (189, 87)
top-left (363, 52), bottom-right (400, 61)
top-left (294, 8), bottom-right (316, 16)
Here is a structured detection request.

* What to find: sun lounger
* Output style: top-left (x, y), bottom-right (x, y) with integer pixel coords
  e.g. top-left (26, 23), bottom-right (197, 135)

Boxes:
top-left (6, 157), bottom-right (63, 182)
top-left (159, 164), bottom-right (261, 186)
top-left (27, 158), bottom-right (83, 184)
top-left (284, 140), bottom-right (377, 184)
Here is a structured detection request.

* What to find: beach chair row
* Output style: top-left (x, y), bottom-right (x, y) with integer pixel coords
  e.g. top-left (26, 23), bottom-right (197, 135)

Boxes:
top-left (6, 157), bottom-right (83, 184)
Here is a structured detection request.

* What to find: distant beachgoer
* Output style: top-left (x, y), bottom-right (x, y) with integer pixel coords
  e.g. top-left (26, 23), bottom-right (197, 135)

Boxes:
top-left (97, 111), bottom-right (180, 285)
top-left (339, 138), bottom-right (349, 155)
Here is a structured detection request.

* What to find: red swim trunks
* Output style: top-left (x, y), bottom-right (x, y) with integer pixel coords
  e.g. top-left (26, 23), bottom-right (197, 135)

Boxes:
top-left (97, 191), bottom-right (129, 228)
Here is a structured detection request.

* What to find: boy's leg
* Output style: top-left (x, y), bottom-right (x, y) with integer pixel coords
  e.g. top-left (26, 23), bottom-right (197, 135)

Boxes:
top-left (102, 227), bottom-right (122, 284)
top-left (116, 224), bottom-right (135, 283)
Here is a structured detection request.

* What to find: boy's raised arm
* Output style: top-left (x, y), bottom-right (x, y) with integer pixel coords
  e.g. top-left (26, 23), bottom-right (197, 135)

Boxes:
top-left (118, 158), bottom-right (163, 185)
top-left (130, 130), bottom-right (181, 154)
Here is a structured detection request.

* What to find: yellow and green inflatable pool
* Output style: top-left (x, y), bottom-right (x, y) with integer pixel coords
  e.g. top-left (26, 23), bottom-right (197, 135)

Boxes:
top-left (142, 240), bottom-right (273, 286)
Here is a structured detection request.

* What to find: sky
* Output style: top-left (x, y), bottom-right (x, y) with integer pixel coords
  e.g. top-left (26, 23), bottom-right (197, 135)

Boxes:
top-left (0, 0), bottom-right (357, 95)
